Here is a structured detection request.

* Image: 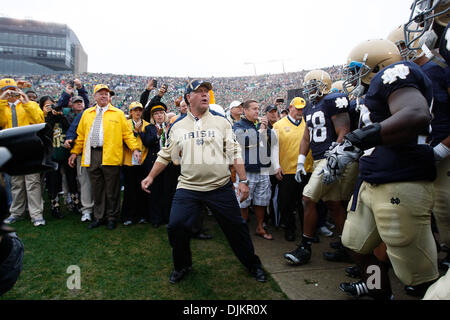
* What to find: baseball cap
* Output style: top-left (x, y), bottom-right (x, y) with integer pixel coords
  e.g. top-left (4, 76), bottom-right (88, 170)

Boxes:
top-left (290, 97), bottom-right (307, 109)
top-left (129, 101), bottom-right (143, 112)
top-left (149, 101), bottom-right (168, 113)
top-left (229, 100), bottom-right (243, 109)
top-left (93, 84), bottom-right (112, 95)
top-left (265, 105), bottom-right (278, 113)
top-left (0, 78), bottom-right (18, 91)
top-left (72, 96), bottom-right (84, 103)
top-left (185, 80), bottom-right (213, 94)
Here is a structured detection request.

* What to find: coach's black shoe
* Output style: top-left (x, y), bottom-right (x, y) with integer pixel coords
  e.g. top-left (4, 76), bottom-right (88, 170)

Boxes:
top-left (404, 280), bottom-right (436, 298)
top-left (345, 265), bottom-right (361, 278)
top-left (284, 245), bottom-right (311, 265)
top-left (192, 232), bottom-right (213, 240)
top-left (169, 267), bottom-right (192, 284)
top-left (323, 247), bottom-right (352, 263)
top-left (250, 266), bottom-right (267, 282)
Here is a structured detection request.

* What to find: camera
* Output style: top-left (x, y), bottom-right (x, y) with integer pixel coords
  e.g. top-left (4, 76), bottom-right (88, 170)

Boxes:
top-left (68, 80), bottom-right (75, 88)
top-left (50, 104), bottom-right (63, 112)
top-left (8, 91), bottom-right (20, 98)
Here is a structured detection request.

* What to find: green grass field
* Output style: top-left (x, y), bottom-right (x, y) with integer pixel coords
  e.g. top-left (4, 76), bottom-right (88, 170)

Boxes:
top-left (0, 199), bottom-right (287, 300)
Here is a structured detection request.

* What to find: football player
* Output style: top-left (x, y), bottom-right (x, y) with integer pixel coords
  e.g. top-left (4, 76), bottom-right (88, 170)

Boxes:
top-left (324, 39), bottom-right (439, 300)
top-left (404, 0), bottom-right (449, 65)
top-left (283, 70), bottom-right (357, 266)
top-left (388, 24), bottom-right (450, 270)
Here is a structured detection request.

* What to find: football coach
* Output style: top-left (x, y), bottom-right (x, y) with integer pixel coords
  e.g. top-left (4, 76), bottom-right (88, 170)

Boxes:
top-left (141, 80), bottom-right (266, 284)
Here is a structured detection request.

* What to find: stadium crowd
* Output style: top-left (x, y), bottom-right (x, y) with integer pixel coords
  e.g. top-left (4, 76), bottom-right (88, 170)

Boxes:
top-left (0, 0), bottom-right (449, 300)
top-left (0, 65), bottom-right (344, 114)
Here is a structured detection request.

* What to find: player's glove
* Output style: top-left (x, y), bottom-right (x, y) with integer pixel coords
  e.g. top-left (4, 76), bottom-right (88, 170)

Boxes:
top-left (295, 154), bottom-right (307, 183)
top-left (321, 139), bottom-right (363, 184)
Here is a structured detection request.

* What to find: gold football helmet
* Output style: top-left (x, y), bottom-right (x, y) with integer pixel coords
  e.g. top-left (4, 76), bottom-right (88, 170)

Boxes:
top-left (302, 70), bottom-right (332, 102)
top-left (387, 22), bottom-right (423, 61)
top-left (343, 39), bottom-right (402, 95)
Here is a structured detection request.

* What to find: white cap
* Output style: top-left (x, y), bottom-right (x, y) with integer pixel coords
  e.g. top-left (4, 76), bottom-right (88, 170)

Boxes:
top-left (209, 104), bottom-right (225, 116)
top-left (229, 100), bottom-right (243, 109)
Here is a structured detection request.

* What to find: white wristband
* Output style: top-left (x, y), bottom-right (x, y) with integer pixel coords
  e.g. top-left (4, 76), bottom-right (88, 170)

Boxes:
top-left (297, 154), bottom-right (306, 165)
top-left (434, 142), bottom-right (450, 161)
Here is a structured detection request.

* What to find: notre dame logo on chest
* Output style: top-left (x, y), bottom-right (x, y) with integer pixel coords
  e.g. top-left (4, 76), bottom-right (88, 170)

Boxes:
top-left (53, 123), bottom-right (66, 148)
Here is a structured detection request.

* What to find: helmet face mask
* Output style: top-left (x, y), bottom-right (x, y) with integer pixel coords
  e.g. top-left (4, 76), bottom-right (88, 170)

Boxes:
top-left (302, 70), bottom-right (331, 102)
top-left (388, 23), bottom-right (423, 61)
top-left (404, 0), bottom-right (450, 51)
top-left (343, 60), bottom-right (370, 97)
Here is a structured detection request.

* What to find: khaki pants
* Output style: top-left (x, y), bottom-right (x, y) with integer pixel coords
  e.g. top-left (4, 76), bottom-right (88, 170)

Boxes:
top-left (9, 173), bottom-right (43, 221)
top-left (77, 155), bottom-right (94, 215)
top-left (433, 156), bottom-right (450, 247)
top-left (87, 149), bottom-right (121, 222)
top-left (342, 180), bottom-right (438, 286)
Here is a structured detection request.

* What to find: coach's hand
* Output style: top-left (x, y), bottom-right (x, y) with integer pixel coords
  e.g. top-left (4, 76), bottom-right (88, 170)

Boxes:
top-left (237, 182), bottom-right (250, 203)
top-left (141, 175), bottom-right (154, 194)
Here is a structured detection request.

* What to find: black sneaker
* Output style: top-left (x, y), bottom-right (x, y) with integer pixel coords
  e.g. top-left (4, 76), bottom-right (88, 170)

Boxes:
top-left (341, 280), bottom-right (394, 300)
top-left (323, 247), bottom-right (352, 263)
top-left (330, 240), bottom-right (342, 250)
top-left (340, 280), bottom-right (370, 298)
top-left (169, 267), bottom-right (192, 284)
top-left (284, 245), bottom-right (311, 265)
top-left (345, 265), bottom-right (361, 278)
top-left (404, 280), bottom-right (436, 298)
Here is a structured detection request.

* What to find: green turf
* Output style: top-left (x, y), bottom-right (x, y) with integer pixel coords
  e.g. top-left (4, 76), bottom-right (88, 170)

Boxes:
top-left (0, 198), bottom-right (287, 300)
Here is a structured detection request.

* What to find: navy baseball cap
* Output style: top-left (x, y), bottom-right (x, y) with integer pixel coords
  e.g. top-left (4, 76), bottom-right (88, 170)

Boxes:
top-left (265, 105), bottom-right (278, 113)
top-left (185, 80), bottom-right (213, 94)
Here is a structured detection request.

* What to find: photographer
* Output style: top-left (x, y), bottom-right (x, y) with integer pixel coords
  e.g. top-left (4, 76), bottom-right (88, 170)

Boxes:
top-left (40, 96), bottom-right (80, 219)
top-left (57, 78), bottom-right (89, 110)
top-left (140, 79), bottom-right (168, 122)
top-left (0, 78), bottom-right (46, 227)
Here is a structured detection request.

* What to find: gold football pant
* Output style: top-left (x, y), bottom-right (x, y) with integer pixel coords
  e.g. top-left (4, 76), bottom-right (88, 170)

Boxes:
top-left (342, 180), bottom-right (439, 286)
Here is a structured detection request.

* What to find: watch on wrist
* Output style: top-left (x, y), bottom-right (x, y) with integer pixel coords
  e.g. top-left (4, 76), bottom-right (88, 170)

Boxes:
top-left (239, 179), bottom-right (249, 185)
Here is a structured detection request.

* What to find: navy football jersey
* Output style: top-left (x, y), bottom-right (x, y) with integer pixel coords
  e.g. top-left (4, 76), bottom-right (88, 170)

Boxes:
top-left (303, 92), bottom-right (350, 160)
top-left (439, 22), bottom-right (449, 66)
top-left (421, 60), bottom-right (450, 147)
top-left (359, 61), bottom-right (436, 184)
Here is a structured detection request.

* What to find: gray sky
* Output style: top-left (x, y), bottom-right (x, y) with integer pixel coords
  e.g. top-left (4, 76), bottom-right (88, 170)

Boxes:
top-left (3, 0), bottom-right (414, 77)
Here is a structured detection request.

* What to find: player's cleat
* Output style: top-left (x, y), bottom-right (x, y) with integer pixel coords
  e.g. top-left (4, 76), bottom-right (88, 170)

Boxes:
top-left (345, 265), bottom-right (361, 278)
top-left (340, 280), bottom-right (394, 300)
top-left (284, 245), bottom-right (311, 265)
top-left (323, 247), bottom-right (352, 262)
top-left (404, 280), bottom-right (437, 298)
top-left (340, 280), bottom-right (370, 298)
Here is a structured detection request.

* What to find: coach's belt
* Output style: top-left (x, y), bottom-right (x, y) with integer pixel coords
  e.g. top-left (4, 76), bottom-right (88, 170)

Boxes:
top-left (91, 146), bottom-right (103, 150)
